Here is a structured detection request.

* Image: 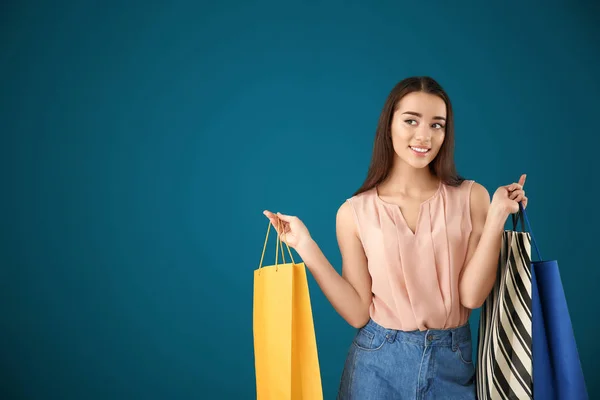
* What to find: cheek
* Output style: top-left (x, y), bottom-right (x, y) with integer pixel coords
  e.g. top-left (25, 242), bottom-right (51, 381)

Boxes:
top-left (391, 125), bottom-right (412, 143)
top-left (430, 134), bottom-right (445, 154)
top-left (391, 130), bottom-right (410, 153)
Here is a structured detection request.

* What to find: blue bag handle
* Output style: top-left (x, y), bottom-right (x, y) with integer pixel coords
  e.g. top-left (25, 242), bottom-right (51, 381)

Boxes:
top-left (511, 202), bottom-right (543, 261)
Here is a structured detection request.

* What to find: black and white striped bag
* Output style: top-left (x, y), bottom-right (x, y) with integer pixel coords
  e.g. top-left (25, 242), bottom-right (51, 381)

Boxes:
top-left (476, 226), bottom-right (533, 399)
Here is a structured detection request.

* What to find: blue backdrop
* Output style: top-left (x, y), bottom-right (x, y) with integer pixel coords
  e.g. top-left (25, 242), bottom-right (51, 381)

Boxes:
top-left (2, 1), bottom-right (598, 398)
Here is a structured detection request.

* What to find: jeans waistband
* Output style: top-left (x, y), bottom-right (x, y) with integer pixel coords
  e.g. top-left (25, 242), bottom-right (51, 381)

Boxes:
top-left (361, 318), bottom-right (472, 348)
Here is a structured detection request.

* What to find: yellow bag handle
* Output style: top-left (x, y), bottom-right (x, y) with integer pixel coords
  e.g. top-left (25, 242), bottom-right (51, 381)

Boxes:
top-left (258, 219), bottom-right (296, 272)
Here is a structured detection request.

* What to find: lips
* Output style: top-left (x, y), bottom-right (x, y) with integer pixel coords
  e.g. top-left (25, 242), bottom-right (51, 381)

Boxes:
top-left (409, 146), bottom-right (430, 154)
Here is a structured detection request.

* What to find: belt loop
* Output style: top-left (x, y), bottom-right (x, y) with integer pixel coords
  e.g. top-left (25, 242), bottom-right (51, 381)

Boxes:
top-left (451, 327), bottom-right (458, 350)
top-left (385, 329), bottom-right (397, 343)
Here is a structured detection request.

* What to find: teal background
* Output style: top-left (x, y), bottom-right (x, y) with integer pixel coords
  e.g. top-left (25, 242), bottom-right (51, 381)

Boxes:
top-left (2, 1), bottom-right (598, 398)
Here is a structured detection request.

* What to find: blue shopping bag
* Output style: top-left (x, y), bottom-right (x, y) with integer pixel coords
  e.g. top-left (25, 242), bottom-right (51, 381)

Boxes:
top-left (513, 204), bottom-right (588, 399)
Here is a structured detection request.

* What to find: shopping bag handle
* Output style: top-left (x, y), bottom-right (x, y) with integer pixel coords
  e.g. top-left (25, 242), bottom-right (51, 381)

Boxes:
top-left (258, 219), bottom-right (296, 271)
top-left (511, 202), bottom-right (542, 261)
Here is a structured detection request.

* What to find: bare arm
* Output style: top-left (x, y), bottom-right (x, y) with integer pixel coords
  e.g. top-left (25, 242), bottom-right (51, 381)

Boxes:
top-left (459, 182), bottom-right (509, 309)
top-left (295, 201), bottom-right (372, 328)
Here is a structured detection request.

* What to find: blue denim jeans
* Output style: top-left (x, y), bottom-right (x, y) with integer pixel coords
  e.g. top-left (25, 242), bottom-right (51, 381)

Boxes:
top-left (337, 318), bottom-right (476, 399)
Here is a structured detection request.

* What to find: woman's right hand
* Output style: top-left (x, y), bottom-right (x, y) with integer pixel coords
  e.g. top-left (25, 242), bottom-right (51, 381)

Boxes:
top-left (263, 210), bottom-right (312, 250)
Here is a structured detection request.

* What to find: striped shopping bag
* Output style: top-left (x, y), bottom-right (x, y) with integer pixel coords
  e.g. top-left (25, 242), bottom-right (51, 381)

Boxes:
top-left (476, 210), bottom-right (533, 399)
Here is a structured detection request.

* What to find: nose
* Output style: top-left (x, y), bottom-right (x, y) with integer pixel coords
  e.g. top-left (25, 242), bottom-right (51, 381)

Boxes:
top-left (414, 124), bottom-right (432, 143)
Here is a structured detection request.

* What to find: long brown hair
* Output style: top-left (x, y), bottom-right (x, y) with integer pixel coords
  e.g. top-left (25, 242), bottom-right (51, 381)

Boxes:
top-left (353, 76), bottom-right (465, 196)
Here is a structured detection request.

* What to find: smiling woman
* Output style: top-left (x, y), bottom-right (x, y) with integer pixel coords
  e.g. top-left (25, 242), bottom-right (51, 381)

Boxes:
top-left (395, 94), bottom-right (447, 161)
top-left (263, 76), bottom-right (528, 399)
top-left (353, 78), bottom-right (463, 196)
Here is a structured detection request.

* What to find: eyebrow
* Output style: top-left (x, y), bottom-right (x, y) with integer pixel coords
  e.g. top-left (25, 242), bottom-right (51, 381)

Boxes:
top-left (401, 111), bottom-right (446, 121)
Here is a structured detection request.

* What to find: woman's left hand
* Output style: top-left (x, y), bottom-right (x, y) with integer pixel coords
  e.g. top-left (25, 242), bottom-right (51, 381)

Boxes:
top-left (491, 174), bottom-right (528, 215)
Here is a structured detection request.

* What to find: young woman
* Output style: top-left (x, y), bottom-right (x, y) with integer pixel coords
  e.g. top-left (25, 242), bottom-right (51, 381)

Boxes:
top-left (263, 76), bottom-right (527, 399)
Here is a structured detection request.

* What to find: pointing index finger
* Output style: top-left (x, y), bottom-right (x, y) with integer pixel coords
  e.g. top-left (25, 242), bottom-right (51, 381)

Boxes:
top-left (518, 174), bottom-right (527, 187)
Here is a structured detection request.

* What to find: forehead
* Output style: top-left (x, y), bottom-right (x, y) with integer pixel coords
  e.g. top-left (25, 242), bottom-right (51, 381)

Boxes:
top-left (395, 92), bottom-right (446, 117)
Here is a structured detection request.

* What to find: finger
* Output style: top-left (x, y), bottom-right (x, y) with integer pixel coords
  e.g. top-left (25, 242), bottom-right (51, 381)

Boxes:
top-left (506, 183), bottom-right (523, 192)
top-left (263, 210), bottom-right (279, 220)
top-left (279, 221), bottom-right (290, 234)
top-left (513, 193), bottom-right (525, 203)
top-left (262, 211), bottom-right (274, 222)
top-left (277, 212), bottom-right (296, 222)
top-left (510, 189), bottom-right (524, 200)
top-left (522, 196), bottom-right (528, 208)
top-left (263, 211), bottom-right (283, 232)
top-left (518, 174), bottom-right (527, 187)
top-left (270, 218), bottom-right (282, 233)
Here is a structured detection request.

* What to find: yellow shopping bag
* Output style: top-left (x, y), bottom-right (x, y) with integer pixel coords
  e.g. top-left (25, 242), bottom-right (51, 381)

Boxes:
top-left (253, 221), bottom-right (323, 400)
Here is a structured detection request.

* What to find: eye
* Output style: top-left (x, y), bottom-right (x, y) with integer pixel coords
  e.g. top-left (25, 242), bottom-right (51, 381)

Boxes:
top-left (432, 123), bottom-right (445, 129)
top-left (405, 119), bottom-right (417, 126)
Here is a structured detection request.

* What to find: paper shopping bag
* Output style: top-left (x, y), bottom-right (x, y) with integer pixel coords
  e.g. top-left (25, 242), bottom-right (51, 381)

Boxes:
top-left (476, 211), bottom-right (534, 399)
top-left (253, 222), bottom-right (323, 400)
top-left (515, 205), bottom-right (589, 399)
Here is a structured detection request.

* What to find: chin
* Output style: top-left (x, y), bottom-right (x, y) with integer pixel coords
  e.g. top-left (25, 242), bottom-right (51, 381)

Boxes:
top-left (410, 161), bottom-right (432, 169)
top-left (398, 157), bottom-right (432, 169)
top-left (404, 151), bottom-right (434, 169)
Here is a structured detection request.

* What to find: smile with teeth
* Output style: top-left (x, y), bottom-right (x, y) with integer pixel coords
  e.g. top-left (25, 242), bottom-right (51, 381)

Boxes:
top-left (410, 146), bottom-right (430, 154)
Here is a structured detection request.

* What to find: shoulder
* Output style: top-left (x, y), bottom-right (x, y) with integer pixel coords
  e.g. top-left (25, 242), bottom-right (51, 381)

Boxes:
top-left (448, 180), bottom-right (488, 202)
top-left (335, 199), bottom-right (363, 243)
top-left (336, 195), bottom-right (361, 230)
top-left (336, 189), bottom-right (375, 238)
top-left (466, 181), bottom-right (491, 225)
top-left (340, 188), bottom-right (374, 214)
top-left (445, 179), bottom-right (487, 204)
top-left (336, 200), bottom-right (354, 223)
top-left (468, 181), bottom-right (490, 206)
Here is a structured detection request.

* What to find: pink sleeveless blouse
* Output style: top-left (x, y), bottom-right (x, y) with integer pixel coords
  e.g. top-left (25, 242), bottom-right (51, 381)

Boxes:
top-left (347, 180), bottom-right (476, 331)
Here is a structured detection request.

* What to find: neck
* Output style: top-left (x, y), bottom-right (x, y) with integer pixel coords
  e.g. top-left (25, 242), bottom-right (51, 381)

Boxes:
top-left (382, 158), bottom-right (439, 194)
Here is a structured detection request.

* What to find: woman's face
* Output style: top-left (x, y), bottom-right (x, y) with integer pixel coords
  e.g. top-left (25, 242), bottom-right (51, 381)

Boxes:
top-left (390, 91), bottom-right (447, 170)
